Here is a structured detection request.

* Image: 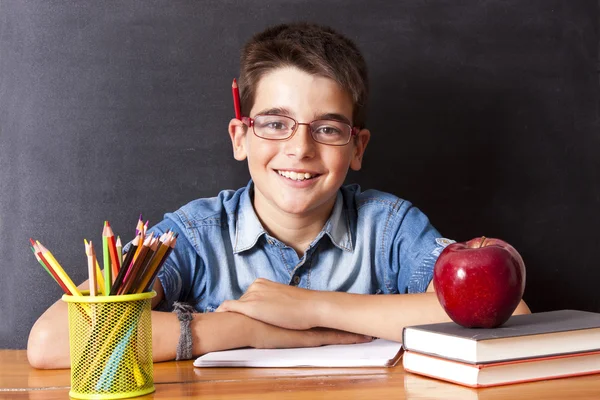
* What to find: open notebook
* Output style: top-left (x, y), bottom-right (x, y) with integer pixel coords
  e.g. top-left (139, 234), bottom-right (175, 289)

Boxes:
top-left (193, 339), bottom-right (403, 368)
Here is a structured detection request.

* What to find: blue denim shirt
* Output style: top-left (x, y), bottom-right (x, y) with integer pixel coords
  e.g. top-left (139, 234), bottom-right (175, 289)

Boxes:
top-left (146, 181), bottom-right (454, 312)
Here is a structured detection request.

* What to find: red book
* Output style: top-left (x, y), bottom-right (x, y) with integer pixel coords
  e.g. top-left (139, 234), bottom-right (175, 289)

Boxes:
top-left (403, 349), bottom-right (600, 388)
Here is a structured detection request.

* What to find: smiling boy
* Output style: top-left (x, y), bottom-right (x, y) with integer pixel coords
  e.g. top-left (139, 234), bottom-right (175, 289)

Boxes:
top-left (28, 23), bottom-right (529, 368)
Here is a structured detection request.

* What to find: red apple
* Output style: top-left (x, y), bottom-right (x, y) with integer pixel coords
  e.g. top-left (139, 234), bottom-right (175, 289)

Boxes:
top-left (433, 236), bottom-right (526, 328)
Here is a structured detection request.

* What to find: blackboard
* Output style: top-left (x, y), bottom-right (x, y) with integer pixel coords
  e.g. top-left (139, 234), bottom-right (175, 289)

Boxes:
top-left (1, 0), bottom-right (598, 349)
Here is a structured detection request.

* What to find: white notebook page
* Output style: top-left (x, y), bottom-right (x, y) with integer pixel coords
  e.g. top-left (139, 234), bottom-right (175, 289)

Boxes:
top-left (193, 339), bottom-right (403, 368)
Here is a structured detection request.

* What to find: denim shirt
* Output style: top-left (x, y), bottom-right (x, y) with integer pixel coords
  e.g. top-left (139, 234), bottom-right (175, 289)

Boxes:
top-left (146, 181), bottom-right (454, 312)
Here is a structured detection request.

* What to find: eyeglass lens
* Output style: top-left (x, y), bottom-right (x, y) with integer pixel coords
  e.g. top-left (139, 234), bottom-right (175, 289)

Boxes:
top-left (253, 115), bottom-right (351, 145)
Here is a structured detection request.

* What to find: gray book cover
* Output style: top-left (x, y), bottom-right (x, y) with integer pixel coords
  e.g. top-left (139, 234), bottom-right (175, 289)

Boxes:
top-left (404, 310), bottom-right (600, 343)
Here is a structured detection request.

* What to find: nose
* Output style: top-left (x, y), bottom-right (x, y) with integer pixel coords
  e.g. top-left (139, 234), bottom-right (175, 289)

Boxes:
top-left (283, 123), bottom-right (316, 159)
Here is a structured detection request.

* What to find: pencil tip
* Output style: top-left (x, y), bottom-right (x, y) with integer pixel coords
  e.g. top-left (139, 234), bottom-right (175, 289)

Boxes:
top-left (232, 78), bottom-right (237, 87)
top-left (29, 238), bottom-right (35, 246)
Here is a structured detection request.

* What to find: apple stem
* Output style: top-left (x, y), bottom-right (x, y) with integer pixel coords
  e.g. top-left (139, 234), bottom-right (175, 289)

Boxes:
top-left (479, 236), bottom-right (487, 248)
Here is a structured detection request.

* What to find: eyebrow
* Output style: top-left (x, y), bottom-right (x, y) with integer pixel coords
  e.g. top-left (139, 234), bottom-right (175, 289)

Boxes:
top-left (255, 108), bottom-right (353, 126)
top-left (256, 107), bottom-right (292, 116)
top-left (316, 113), bottom-right (352, 126)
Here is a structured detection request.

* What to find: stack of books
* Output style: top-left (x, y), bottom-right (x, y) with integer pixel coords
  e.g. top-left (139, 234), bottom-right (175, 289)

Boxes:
top-left (402, 310), bottom-right (600, 388)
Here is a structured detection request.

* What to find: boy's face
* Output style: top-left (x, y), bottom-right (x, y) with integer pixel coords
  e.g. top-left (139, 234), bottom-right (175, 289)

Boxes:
top-left (229, 67), bottom-right (370, 220)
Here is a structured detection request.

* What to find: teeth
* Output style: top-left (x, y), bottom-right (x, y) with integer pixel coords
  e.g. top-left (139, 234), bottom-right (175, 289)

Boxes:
top-left (277, 170), bottom-right (314, 181)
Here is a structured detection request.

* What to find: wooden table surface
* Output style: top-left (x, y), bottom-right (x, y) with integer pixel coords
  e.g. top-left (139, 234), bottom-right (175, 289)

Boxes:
top-left (2, 349), bottom-right (600, 399)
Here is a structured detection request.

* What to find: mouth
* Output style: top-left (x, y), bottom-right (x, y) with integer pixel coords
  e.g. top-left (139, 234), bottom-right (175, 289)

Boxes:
top-left (276, 169), bottom-right (320, 182)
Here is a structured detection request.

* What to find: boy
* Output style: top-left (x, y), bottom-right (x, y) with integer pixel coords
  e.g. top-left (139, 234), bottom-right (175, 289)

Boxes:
top-left (28, 23), bottom-right (529, 369)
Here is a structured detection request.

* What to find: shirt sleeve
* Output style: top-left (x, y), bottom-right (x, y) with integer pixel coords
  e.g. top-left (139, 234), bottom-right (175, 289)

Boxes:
top-left (389, 202), bottom-right (454, 294)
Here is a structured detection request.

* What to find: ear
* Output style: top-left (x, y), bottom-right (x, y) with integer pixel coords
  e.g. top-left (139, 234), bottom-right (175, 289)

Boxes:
top-left (228, 118), bottom-right (248, 161)
top-left (349, 128), bottom-right (370, 171)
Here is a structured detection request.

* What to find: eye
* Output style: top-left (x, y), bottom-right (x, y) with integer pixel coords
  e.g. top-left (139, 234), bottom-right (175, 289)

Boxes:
top-left (313, 124), bottom-right (343, 136)
top-left (318, 126), bottom-right (341, 135)
top-left (265, 121), bottom-right (288, 130)
top-left (255, 116), bottom-right (293, 132)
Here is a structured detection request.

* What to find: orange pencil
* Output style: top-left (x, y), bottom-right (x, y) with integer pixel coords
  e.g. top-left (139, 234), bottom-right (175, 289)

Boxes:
top-left (132, 234), bottom-right (164, 293)
top-left (136, 232), bottom-right (174, 293)
top-left (232, 78), bottom-right (241, 119)
top-left (119, 234), bottom-right (153, 295)
top-left (143, 233), bottom-right (177, 292)
top-left (135, 214), bottom-right (144, 235)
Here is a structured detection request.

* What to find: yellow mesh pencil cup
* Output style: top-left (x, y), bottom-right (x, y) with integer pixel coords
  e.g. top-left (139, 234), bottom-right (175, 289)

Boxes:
top-left (63, 291), bottom-right (155, 399)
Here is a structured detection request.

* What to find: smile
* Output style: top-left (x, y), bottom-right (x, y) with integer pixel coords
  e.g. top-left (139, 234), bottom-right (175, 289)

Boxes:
top-left (276, 170), bottom-right (317, 181)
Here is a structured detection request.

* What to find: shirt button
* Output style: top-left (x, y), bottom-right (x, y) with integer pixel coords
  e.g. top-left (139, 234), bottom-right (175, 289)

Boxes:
top-left (292, 275), bottom-right (300, 286)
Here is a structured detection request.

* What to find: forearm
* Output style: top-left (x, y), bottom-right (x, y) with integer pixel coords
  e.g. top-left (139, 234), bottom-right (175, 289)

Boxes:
top-left (152, 311), bottom-right (253, 362)
top-left (314, 292), bottom-right (450, 342)
top-left (314, 292), bottom-right (531, 342)
top-left (28, 301), bottom-right (254, 368)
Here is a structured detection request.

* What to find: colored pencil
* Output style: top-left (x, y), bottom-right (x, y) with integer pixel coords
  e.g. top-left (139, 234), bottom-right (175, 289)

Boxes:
top-left (84, 238), bottom-right (105, 295)
top-left (232, 78), bottom-right (241, 119)
top-left (139, 232), bottom-right (176, 293)
top-left (116, 236), bottom-right (123, 266)
top-left (135, 214), bottom-right (144, 235)
top-left (105, 221), bottom-right (121, 280)
top-left (133, 231), bottom-right (168, 293)
top-left (102, 221), bottom-right (111, 295)
top-left (86, 241), bottom-right (98, 297)
top-left (30, 241), bottom-right (71, 295)
top-left (36, 241), bottom-right (82, 296)
top-left (109, 233), bottom-right (141, 296)
top-left (118, 234), bottom-right (152, 295)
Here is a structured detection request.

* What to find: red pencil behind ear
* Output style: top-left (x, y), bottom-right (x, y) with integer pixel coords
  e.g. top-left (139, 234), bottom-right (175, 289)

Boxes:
top-left (232, 78), bottom-right (241, 120)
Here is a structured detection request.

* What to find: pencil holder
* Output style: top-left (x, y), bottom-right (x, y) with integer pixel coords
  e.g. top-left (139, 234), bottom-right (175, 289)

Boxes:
top-left (63, 291), bottom-right (156, 399)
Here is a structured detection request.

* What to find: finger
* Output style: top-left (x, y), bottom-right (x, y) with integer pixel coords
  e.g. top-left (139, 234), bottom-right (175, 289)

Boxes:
top-left (215, 300), bottom-right (236, 313)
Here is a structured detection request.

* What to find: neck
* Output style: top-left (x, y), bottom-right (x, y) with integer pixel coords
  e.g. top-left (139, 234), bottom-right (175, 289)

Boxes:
top-left (252, 194), bottom-right (336, 258)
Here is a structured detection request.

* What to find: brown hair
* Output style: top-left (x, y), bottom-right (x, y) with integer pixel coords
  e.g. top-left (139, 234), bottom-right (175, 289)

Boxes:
top-left (238, 23), bottom-right (369, 128)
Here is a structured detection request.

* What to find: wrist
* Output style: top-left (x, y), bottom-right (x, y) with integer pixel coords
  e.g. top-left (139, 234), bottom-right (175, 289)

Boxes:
top-left (311, 290), bottom-right (337, 328)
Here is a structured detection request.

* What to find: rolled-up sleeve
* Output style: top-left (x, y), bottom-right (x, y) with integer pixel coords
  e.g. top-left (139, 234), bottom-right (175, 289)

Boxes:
top-left (387, 202), bottom-right (454, 293)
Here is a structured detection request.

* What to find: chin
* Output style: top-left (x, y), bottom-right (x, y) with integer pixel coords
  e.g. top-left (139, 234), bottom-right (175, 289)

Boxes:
top-left (276, 200), bottom-right (314, 215)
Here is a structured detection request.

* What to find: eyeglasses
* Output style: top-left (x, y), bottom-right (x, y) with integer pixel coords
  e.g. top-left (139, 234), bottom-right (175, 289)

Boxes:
top-left (241, 114), bottom-right (359, 146)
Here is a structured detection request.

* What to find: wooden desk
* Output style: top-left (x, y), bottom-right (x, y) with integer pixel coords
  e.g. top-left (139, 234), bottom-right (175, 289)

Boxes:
top-left (2, 350), bottom-right (600, 399)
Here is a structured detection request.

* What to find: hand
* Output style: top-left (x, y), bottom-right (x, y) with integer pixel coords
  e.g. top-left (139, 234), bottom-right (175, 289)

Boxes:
top-left (216, 278), bottom-right (325, 330)
top-left (250, 322), bottom-right (373, 350)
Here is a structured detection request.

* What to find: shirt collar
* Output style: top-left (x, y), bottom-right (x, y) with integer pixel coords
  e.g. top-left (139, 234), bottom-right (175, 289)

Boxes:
top-left (320, 191), bottom-right (354, 252)
top-left (233, 181), bottom-right (267, 253)
top-left (233, 181), bottom-right (354, 253)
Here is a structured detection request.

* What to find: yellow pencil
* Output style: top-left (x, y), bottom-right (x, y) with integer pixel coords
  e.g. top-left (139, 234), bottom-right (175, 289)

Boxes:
top-left (86, 241), bottom-right (98, 297)
top-left (85, 239), bottom-right (105, 295)
top-left (116, 236), bottom-right (123, 266)
top-left (36, 241), bottom-right (82, 296)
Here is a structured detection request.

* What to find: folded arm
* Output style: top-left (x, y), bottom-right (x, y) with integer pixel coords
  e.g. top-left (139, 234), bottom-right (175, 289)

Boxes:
top-left (27, 279), bottom-right (369, 369)
top-left (217, 279), bottom-right (531, 342)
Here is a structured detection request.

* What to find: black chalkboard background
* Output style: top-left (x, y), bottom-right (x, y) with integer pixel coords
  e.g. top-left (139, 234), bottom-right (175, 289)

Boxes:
top-left (1, 1), bottom-right (598, 349)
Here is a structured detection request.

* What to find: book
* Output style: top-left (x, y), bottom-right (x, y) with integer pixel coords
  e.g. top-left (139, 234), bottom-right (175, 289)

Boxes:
top-left (402, 310), bottom-right (600, 364)
top-left (403, 349), bottom-right (600, 388)
top-left (194, 339), bottom-right (402, 368)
